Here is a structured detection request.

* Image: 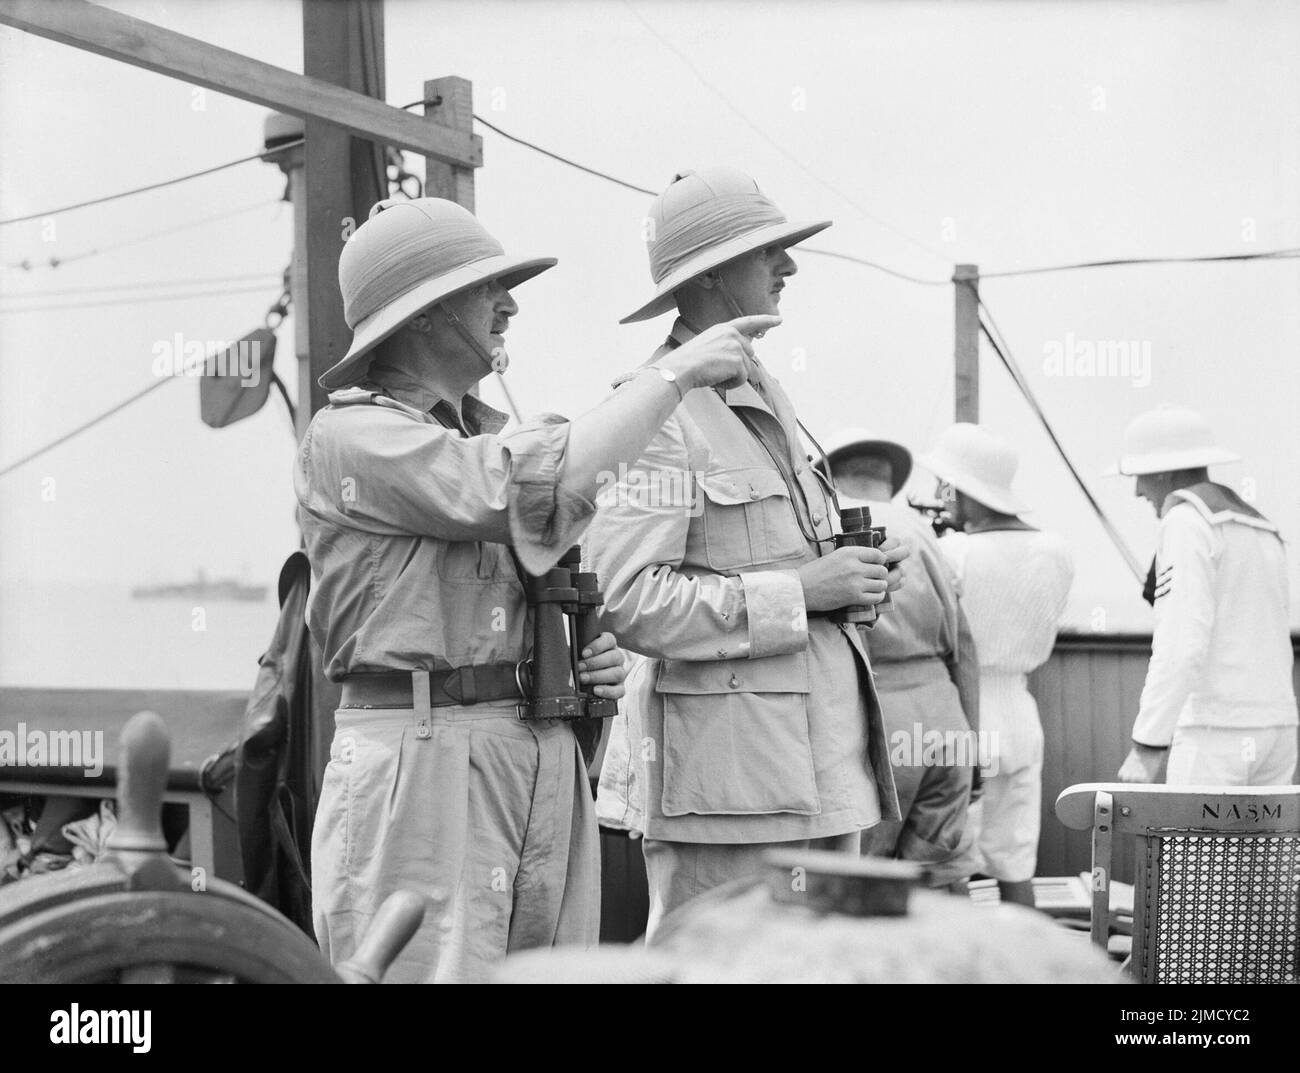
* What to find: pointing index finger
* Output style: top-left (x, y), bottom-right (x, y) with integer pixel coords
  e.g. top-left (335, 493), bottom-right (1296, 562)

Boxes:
top-left (729, 314), bottom-right (782, 338)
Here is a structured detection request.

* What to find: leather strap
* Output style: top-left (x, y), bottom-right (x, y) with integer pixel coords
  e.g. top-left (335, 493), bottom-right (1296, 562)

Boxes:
top-left (339, 664), bottom-right (525, 710)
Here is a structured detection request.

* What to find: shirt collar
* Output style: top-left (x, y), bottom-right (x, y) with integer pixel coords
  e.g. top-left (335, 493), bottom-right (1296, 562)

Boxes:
top-left (666, 316), bottom-right (772, 413)
top-left (364, 360), bottom-right (509, 435)
top-left (668, 317), bottom-right (697, 349)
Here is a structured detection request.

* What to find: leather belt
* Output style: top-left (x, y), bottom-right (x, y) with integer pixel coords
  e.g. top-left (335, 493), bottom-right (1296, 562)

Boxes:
top-left (339, 664), bottom-right (526, 710)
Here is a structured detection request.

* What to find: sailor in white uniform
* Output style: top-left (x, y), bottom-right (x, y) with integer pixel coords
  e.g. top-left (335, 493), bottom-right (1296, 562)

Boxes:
top-left (1113, 406), bottom-right (1298, 786)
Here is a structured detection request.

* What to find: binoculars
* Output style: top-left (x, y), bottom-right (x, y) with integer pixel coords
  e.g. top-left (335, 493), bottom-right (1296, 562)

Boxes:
top-left (832, 506), bottom-right (891, 625)
top-left (518, 546), bottom-right (619, 723)
top-left (906, 497), bottom-right (960, 539)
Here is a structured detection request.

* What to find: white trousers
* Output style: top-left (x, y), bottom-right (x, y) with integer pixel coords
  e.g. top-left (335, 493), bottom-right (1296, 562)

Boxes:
top-left (1166, 725), bottom-right (1298, 786)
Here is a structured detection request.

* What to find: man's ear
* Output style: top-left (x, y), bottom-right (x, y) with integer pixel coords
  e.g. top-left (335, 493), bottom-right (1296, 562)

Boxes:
top-left (407, 311), bottom-right (434, 335)
top-left (693, 271), bottom-right (720, 291)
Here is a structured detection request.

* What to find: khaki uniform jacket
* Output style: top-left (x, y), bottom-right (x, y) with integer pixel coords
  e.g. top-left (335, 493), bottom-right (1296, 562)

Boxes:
top-left (589, 321), bottom-right (900, 844)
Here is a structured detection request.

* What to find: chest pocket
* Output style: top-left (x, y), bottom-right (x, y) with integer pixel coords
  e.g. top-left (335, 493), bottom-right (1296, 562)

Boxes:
top-left (697, 466), bottom-right (806, 572)
top-left (436, 540), bottom-right (518, 582)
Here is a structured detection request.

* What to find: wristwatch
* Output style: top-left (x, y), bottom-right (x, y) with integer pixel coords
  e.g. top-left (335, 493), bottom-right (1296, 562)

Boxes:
top-left (646, 364), bottom-right (686, 403)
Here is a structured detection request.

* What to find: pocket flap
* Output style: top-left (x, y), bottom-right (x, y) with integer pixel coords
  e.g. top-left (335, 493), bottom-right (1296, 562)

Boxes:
top-left (655, 650), bottom-right (810, 695)
top-left (696, 467), bottom-right (790, 506)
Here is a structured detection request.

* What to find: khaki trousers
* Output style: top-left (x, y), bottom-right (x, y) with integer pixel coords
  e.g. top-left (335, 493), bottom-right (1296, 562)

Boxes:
top-left (311, 703), bottom-right (600, 983)
top-left (860, 665), bottom-right (976, 886)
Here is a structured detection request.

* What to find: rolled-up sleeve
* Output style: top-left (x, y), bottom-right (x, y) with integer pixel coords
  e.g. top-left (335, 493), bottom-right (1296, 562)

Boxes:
top-left (298, 406), bottom-right (594, 575)
top-left (500, 421), bottom-right (597, 575)
top-left (585, 416), bottom-right (808, 663)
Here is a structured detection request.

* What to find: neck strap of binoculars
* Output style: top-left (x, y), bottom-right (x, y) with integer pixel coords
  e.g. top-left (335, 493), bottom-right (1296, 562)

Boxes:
top-left (665, 334), bottom-right (835, 548)
top-left (428, 399), bottom-right (536, 590)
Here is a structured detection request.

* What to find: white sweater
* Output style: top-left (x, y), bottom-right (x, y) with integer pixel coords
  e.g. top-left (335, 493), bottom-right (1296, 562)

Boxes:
top-left (1132, 491), bottom-right (1298, 746)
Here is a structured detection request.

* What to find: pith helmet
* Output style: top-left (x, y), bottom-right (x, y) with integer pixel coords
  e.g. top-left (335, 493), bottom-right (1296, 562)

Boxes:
top-left (917, 423), bottom-right (1030, 515)
top-left (319, 198), bottom-right (556, 390)
top-left (621, 166), bottom-right (831, 324)
top-left (1106, 404), bottom-right (1240, 476)
top-left (822, 428), bottom-right (914, 497)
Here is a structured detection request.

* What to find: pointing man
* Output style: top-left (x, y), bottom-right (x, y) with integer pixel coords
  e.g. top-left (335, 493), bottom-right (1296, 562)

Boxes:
top-left (299, 197), bottom-right (774, 980)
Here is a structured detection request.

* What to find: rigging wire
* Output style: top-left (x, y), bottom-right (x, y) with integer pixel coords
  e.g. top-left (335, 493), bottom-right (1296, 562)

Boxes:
top-left (796, 247), bottom-right (950, 287)
top-left (621, 0), bottom-right (952, 268)
top-left (0, 281), bottom-right (279, 315)
top-left (399, 97), bottom-right (658, 196)
top-left (442, 107), bottom-right (1300, 287)
top-left (3, 198), bottom-right (284, 272)
top-left (473, 114), bottom-right (658, 197)
top-left (2, 272), bottom-right (284, 300)
top-left (0, 276), bottom-right (292, 476)
top-left (976, 295), bottom-right (1145, 583)
top-left (0, 141), bottom-right (303, 227)
top-left (0, 376), bottom-right (180, 479)
top-left (980, 248), bottom-right (1300, 280)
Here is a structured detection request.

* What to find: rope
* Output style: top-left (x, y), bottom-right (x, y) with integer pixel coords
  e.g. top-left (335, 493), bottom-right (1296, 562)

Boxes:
top-left (976, 295), bottom-right (1145, 583)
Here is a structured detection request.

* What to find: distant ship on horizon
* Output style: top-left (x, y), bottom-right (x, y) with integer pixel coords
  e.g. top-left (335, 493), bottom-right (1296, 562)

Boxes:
top-left (130, 568), bottom-right (268, 603)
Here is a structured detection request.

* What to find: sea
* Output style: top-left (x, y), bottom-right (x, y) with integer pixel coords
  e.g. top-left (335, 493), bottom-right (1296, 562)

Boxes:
top-left (0, 580), bottom-right (280, 691)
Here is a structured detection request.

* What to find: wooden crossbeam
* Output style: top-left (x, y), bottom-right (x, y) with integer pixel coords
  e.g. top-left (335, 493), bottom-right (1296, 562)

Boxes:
top-left (0, 0), bottom-right (482, 168)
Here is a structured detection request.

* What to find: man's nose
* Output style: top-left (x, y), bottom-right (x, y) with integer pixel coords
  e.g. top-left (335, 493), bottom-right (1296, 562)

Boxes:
top-left (494, 285), bottom-right (518, 317)
top-left (777, 249), bottom-right (797, 277)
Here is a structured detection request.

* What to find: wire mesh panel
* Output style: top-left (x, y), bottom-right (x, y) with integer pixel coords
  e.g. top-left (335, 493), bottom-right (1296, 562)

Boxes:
top-left (1149, 833), bottom-right (1300, 984)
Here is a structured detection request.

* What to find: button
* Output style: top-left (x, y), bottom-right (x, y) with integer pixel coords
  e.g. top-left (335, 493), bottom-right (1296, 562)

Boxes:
top-left (729, 674), bottom-right (739, 688)
top-left (717, 648), bottom-right (727, 658)
top-left (813, 512), bottom-right (823, 525)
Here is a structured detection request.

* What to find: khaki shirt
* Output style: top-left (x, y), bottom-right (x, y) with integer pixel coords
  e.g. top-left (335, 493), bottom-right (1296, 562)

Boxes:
top-left (294, 361), bottom-right (595, 681)
top-left (590, 320), bottom-right (899, 843)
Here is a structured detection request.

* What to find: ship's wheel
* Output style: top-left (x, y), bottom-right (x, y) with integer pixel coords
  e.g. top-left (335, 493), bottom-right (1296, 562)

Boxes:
top-left (0, 711), bottom-right (423, 984)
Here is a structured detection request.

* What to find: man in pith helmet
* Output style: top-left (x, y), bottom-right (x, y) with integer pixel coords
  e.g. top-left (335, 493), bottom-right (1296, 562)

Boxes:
top-left (1112, 405), bottom-right (1297, 786)
top-left (822, 429), bottom-right (981, 890)
top-left (588, 167), bottom-right (906, 938)
top-left (918, 423), bottom-right (1073, 907)
top-left (298, 196), bottom-right (774, 981)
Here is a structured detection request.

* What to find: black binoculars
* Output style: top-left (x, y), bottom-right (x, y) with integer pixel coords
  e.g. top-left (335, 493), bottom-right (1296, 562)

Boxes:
top-left (832, 506), bottom-right (891, 625)
top-left (907, 497), bottom-right (960, 539)
top-left (518, 545), bottom-right (619, 723)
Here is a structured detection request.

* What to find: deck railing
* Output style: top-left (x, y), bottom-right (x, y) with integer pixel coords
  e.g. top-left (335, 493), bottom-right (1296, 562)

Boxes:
top-left (3, 633), bottom-right (1297, 910)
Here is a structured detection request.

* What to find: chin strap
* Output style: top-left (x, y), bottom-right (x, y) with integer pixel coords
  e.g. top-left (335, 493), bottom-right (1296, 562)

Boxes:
top-left (439, 303), bottom-right (523, 423)
top-left (715, 278), bottom-right (764, 336)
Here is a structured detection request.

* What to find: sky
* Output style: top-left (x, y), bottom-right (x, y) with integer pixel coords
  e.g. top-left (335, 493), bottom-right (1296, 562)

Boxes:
top-left (1, 0), bottom-right (1298, 687)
